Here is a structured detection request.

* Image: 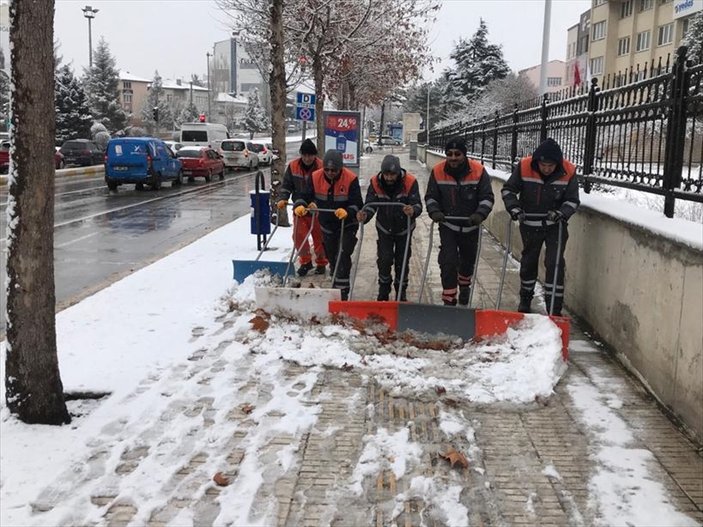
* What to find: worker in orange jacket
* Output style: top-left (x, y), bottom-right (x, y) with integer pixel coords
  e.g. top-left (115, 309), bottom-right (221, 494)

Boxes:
top-left (277, 139), bottom-right (328, 276)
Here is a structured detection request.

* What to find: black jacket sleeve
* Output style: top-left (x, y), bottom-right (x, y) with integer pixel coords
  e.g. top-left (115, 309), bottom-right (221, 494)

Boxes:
top-left (362, 176), bottom-right (380, 222)
top-left (502, 163), bottom-right (523, 214)
top-left (408, 178), bottom-right (423, 219)
top-left (559, 175), bottom-right (580, 220)
top-left (279, 163), bottom-right (294, 202)
top-left (475, 168), bottom-right (495, 220)
top-left (424, 167), bottom-right (441, 215)
top-left (346, 177), bottom-right (363, 217)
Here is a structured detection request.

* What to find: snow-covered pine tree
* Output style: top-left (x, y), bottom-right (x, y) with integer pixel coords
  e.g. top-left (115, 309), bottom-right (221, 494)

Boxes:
top-left (141, 71), bottom-right (174, 134)
top-left (446, 19), bottom-right (511, 101)
top-left (83, 37), bottom-right (127, 132)
top-left (682, 10), bottom-right (703, 64)
top-left (176, 101), bottom-right (200, 128)
top-left (55, 65), bottom-right (93, 143)
top-left (244, 87), bottom-right (268, 139)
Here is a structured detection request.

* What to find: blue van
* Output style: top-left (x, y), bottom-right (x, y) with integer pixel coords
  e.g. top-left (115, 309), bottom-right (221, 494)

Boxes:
top-left (105, 137), bottom-right (182, 191)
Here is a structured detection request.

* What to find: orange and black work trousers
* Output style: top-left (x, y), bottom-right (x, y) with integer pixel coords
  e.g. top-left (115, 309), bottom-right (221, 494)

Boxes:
top-left (438, 225), bottom-right (478, 304)
top-left (293, 214), bottom-right (328, 266)
top-left (518, 223), bottom-right (568, 311)
top-left (323, 227), bottom-right (358, 301)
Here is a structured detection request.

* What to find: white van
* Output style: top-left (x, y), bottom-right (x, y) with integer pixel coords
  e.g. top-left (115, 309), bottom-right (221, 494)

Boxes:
top-left (179, 122), bottom-right (230, 151)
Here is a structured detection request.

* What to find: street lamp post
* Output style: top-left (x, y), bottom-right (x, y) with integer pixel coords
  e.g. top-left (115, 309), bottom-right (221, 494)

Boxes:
top-left (81, 5), bottom-right (99, 69)
top-left (206, 51), bottom-right (212, 121)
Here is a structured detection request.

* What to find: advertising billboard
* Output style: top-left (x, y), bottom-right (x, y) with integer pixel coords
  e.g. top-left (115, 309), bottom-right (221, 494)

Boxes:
top-left (323, 110), bottom-right (361, 167)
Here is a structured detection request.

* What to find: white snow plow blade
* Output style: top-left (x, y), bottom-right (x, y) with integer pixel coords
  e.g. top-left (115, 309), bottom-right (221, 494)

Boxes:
top-left (255, 287), bottom-right (341, 319)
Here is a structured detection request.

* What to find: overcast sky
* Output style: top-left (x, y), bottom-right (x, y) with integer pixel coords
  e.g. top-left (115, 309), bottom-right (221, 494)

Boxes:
top-left (53, 0), bottom-right (591, 82)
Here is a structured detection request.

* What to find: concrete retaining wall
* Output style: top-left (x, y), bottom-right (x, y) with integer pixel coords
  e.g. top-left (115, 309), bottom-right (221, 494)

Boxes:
top-left (424, 148), bottom-right (703, 442)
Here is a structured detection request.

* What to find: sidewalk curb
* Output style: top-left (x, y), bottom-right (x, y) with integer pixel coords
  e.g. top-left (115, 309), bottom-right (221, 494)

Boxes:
top-left (0, 165), bottom-right (104, 187)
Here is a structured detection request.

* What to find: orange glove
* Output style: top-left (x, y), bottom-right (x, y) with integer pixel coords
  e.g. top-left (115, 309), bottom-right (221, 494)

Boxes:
top-left (334, 208), bottom-right (348, 220)
top-left (307, 202), bottom-right (318, 211)
top-left (294, 205), bottom-right (308, 217)
top-left (276, 199), bottom-right (287, 209)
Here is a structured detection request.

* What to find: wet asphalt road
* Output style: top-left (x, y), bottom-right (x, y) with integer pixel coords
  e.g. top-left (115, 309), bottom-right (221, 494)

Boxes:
top-left (0, 141), bottom-right (304, 334)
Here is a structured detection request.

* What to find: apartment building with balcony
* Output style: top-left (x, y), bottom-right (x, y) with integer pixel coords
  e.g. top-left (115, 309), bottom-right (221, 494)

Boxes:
top-left (587, 0), bottom-right (702, 84)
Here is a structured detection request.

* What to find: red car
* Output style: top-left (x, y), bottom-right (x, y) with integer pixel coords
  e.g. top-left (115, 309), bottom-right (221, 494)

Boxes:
top-left (0, 141), bottom-right (65, 173)
top-left (176, 146), bottom-right (225, 182)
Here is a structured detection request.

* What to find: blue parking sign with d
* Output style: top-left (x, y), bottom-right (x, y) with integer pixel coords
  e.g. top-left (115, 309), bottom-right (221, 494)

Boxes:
top-left (296, 92), bottom-right (316, 106)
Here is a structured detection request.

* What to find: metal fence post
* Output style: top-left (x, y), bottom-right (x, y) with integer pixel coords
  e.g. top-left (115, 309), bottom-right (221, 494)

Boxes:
top-left (510, 104), bottom-right (519, 170)
top-left (582, 77), bottom-right (600, 194)
top-left (480, 120), bottom-right (487, 161)
top-left (492, 111), bottom-right (499, 169)
top-left (540, 93), bottom-right (549, 142)
top-left (662, 46), bottom-right (689, 218)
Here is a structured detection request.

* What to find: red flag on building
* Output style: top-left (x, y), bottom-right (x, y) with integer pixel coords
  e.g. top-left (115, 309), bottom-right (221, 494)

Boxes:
top-left (573, 62), bottom-right (582, 86)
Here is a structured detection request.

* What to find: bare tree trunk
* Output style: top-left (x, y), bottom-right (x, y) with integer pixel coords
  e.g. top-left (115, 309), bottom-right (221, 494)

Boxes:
top-left (268, 0), bottom-right (289, 226)
top-left (314, 58), bottom-right (325, 155)
top-left (5, 0), bottom-right (70, 425)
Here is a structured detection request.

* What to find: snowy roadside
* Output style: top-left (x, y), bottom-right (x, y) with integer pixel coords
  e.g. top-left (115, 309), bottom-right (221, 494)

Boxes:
top-left (1, 214), bottom-right (699, 526)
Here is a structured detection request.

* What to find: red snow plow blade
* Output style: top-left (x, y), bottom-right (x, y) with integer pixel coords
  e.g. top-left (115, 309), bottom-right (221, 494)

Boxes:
top-left (328, 302), bottom-right (569, 360)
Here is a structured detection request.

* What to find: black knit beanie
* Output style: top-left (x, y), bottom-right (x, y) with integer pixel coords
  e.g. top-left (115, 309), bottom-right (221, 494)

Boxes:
top-left (532, 138), bottom-right (563, 164)
top-left (300, 139), bottom-right (317, 156)
top-left (445, 136), bottom-right (467, 156)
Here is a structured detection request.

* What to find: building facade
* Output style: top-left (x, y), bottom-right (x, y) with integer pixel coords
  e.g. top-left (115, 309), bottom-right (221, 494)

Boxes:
top-left (211, 38), bottom-right (267, 98)
top-left (586, 0), bottom-right (702, 84)
top-left (518, 60), bottom-right (567, 93)
top-left (565, 10), bottom-right (592, 87)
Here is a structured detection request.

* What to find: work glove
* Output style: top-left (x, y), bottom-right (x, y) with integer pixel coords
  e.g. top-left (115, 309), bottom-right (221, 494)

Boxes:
top-left (276, 199), bottom-right (287, 210)
top-left (468, 213), bottom-right (483, 226)
top-left (307, 202), bottom-right (318, 211)
top-left (509, 208), bottom-right (525, 222)
top-left (546, 209), bottom-right (564, 223)
top-left (402, 204), bottom-right (414, 217)
top-left (294, 205), bottom-right (308, 217)
top-left (334, 208), bottom-right (348, 220)
top-left (429, 211), bottom-right (445, 223)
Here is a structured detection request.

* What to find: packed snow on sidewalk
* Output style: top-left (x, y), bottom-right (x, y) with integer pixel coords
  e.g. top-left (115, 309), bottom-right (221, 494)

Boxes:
top-left (1, 215), bottom-right (695, 527)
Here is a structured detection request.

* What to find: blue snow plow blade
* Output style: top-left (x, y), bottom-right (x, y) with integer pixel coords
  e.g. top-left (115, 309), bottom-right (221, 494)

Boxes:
top-left (232, 260), bottom-right (291, 283)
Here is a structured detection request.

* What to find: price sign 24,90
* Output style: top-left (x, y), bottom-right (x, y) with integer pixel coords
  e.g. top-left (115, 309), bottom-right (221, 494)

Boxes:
top-left (326, 115), bottom-right (358, 132)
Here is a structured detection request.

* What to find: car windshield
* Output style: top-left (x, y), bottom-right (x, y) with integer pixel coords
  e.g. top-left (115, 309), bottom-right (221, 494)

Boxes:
top-left (176, 148), bottom-right (202, 158)
top-left (181, 130), bottom-right (208, 142)
top-left (62, 141), bottom-right (89, 151)
top-left (221, 141), bottom-right (245, 152)
top-left (249, 144), bottom-right (263, 152)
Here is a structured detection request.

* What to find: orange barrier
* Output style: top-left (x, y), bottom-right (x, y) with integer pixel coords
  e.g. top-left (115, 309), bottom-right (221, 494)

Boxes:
top-left (329, 300), bottom-right (399, 329)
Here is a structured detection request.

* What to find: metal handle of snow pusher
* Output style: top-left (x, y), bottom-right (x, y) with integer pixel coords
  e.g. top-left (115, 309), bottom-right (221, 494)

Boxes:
top-left (549, 221), bottom-right (564, 316)
top-left (418, 214), bottom-right (483, 307)
top-left (283, 207), bottom-right (345, 287)
top-left (349, 202), bottom-right (412, 301)
top-left (495, 217), bottom-right (513, 309)
top-left (254, 170), bottom-right (267, 251)
top-left (255, 203), bottom-right (281, 261)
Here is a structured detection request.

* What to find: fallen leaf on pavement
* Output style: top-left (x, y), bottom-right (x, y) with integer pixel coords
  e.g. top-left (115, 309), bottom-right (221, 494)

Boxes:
top-left (249, 315), bottom-right (269, 333)
top-left (435, 385), bottom-right (447, 395)
top-left (341, 362), bottom-right (354, 372)
top-left (440, 447), bottom-right (469, 469)
top-left (241, 403), bottom-right (255, 414)
top-left (213, 472), bottom-right (230, 486)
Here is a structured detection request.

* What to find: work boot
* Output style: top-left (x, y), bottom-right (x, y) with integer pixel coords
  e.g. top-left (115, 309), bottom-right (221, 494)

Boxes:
top-left (443, 298), bottom-right (458, 306)
top-left (458, 286), bottom-right (470, 306)
top-left (297, 262), bottom-right (313, 277)
top-left (545, 296), bottom-right (563, 316)
top-left (315, 264), bottom-right (327, 275)
top-left (518, 294), bottom-right (532, 313)
top-left (377, 282), bottom-right (392, 301)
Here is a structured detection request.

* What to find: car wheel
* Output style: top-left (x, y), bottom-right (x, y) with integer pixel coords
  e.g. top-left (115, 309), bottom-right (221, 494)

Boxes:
top-left (219, 167), bottom-right (225, 180)
top-left (151, 173), bottom-right (162, 190)
top-left (107, 181), bottom-right (118, 191)
top-left (135, 182), bottom-right (145, 191)
top-left (188, 176), bottom-right (195, 183)
top-left (57, 159), bottom-right (65, 170)
top-left (205, 170), bottom-right (212, 183)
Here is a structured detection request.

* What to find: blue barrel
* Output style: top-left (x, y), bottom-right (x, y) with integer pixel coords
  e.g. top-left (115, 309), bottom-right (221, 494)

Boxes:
top-left (250, 189), bottom-right (271, 235)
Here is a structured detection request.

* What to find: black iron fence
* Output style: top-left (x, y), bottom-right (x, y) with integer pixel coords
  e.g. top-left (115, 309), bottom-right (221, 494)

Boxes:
top-left (419, 46), bottom-right (703, 218)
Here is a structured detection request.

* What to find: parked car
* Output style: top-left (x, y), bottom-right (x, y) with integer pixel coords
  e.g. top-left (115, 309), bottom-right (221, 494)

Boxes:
top-left (176, 146), bottom-right (225, 182)
top-left (378, 135), bottom-right (401, 146)
top-left (104, 137), bottom-right (182, 191)
top-left (219, 139), bottom-right (258, 171)
top-left (0, 142), bottom-right (64, 173)
top-left (265, 143), bottom-right (280, 160)
top-left (248, 142), bottom-right (273, 165)
top-left (164, 140), bottom-right (183, 153)
top-left (59, 139), bottom-right (104, 167)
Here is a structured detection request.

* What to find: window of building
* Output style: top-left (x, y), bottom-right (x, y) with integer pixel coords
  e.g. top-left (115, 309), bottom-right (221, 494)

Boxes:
top-left (636, 30), bottom-right (651, 52)
top-left (657, 23), bottom-right (673, 46)
top-left (547, 77), bottom-right (562, 87)
top-left (639, 0), bottom-right (653, 10)
top-left (590, 56), bottom-right (604, 75)
top-left (660, 0), bottom-right (672, 3)
top-left (682, 17), bottom-right (691, 37)
top-left (122, 81), bottom-right (132, 90)
top-left (123, 93), bottom-right (132, 103)
top-left (593, 20), bottom-right (606, 41)
top-left (621, 0), bottom-right (633, 17)
top-left (618, 36), bottom-right (631, 55)
top-left (594, 0), bottom-right (607, 6)
top-left (579, 35), bottom-right (590, 54)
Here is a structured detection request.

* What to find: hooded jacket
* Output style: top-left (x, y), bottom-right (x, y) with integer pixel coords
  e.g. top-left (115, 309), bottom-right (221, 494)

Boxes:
top-left (502, 142), bottom-right (580, 227)
top-left (296, 166), bottom-right (363, 233)
top-left (425, 159), bottom-right (494, 232)
top-left (280, 157), bottom-right (323, 202)
top-left (363, 169), bottom-right (423, 235)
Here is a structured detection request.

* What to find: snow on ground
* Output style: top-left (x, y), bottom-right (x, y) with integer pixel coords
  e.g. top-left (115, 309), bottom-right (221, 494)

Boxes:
top-left (1, 207), bottom-right (698, 526)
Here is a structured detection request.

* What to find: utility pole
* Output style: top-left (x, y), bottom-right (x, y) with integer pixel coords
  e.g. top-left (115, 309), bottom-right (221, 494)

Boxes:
top-left (206, 51), bottom-right (212, 121)
top-left (82, 5), bottom-right (99, 68)
top-left (426, 84), bottom-right (430, 135)
top-left (539, 0), bottom-right (552, 95)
